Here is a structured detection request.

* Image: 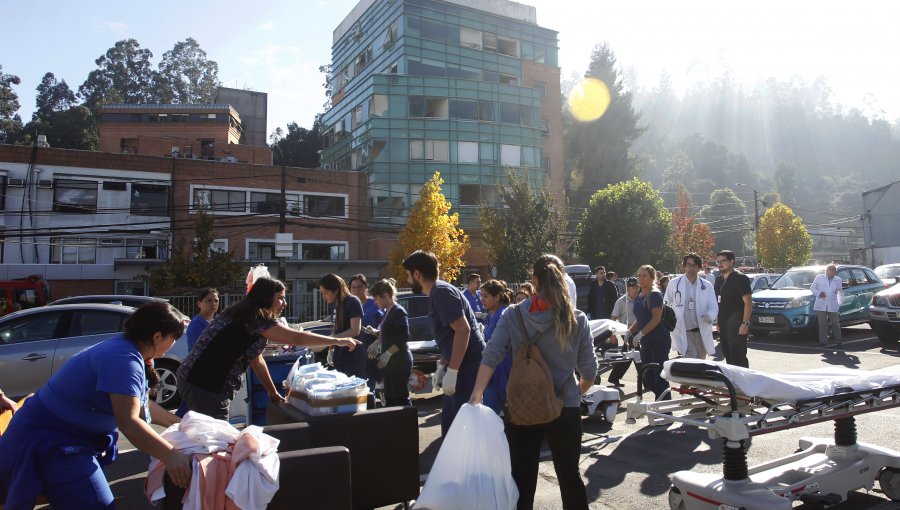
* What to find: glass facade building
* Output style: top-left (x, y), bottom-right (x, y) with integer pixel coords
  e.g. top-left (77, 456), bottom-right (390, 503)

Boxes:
top-left (321, 0), bottom-right (563, 231)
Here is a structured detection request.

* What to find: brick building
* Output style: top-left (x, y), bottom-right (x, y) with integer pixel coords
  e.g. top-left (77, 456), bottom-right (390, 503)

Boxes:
top-left (98, 103), bottom-right (273, 164)
top-left (0, 144), bottom-right (379, 304)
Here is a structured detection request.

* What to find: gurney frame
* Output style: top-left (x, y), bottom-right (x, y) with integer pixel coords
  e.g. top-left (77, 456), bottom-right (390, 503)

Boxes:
top-left (626, 362), bottom-right (900, 510)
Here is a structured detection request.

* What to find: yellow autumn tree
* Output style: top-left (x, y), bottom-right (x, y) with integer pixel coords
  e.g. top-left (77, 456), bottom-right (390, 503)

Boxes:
top-left (389, 172), bottom-right (469, 283)
top-left (757, 202), bottom-right (813, 269)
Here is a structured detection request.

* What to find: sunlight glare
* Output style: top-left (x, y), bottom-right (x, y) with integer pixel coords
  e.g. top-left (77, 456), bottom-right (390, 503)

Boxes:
top-left (567, 77), bottom-right (611, 122)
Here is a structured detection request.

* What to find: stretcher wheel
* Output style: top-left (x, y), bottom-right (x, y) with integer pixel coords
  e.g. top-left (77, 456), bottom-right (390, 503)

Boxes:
top-left (668, 486), bottom-right (686, 510)
top-left (603, 403), bottom-right (617, 423)
top-left (879, 467), bottom-right (900, 501)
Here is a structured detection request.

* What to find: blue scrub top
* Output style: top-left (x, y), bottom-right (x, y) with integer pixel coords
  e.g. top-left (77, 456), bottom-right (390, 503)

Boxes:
top-left (186, 315), bottom-right (210, 352)
top-left (429, 280), bottom-right (485, 370)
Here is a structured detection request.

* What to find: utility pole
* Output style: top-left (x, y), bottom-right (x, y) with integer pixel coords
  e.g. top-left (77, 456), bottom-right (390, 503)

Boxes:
top-left (278, 162), bottom-right (287, 282)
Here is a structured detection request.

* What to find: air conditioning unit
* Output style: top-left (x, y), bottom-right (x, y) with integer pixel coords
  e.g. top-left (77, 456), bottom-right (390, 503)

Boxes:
top-left (37, 179), bottom-right (53, 189)
top-left (7, 178), bottom-right (24, 187)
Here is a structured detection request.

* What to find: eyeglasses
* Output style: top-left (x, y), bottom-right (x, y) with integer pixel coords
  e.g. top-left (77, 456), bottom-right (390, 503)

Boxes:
top-left (716, 259), bottom-right (729, 264)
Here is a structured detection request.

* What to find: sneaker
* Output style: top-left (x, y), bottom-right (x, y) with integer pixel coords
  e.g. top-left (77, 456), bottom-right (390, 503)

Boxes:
top-left (608, 379), bottom-right (625, 388)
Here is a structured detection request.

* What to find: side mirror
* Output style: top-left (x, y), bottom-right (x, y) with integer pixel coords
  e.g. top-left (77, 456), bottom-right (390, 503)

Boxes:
top-left (842, 281), bottom-right (850, 289)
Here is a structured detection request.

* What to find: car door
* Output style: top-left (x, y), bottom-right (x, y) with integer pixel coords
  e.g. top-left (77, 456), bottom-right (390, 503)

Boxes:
top-left (0, 310), bottom-right (66, 399)
top-left (848, 268), bottom-right (879, 321)
top-left (51, 309), bottom-right (130, 375)
top-left (835, 268), bottom-right (856, 322)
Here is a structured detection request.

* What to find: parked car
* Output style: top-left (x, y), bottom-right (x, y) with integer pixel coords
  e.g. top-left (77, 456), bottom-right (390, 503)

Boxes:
top-left (874, 263), bottom-right (900, 285)
top-left (565, 264), bottom-right (594, 310)
top-left (749, 265), bottom-right (887, 337)
top-left (869, 283), bottom-right (900, 344)
top-left (50, 294), bottom-right (167, 308)
top-left (745, 273), bottom-right (781, 293)
top-left (0, 303), bottom-right (191, 409)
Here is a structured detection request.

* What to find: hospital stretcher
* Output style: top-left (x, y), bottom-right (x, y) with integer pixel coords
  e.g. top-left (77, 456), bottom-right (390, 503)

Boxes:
top-left (580, 319), bottom-right (641, 423)
top-left (625, 358), bottom-right (900, 509)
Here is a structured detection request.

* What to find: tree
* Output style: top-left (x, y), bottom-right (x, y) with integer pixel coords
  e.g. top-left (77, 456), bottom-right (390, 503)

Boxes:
top-left (23, 106), bottom-right (98, 150)
top-left (389, 172), bottom-right (469, 283)
top-left (0, 64), bottom-right (23, 144)
top-left (33, 72), bottom-right (77, 121)
top-left (700, 188), bottom-right (748, 255)
top-left (661, 150), bottom-right (694, 193)
top-left (774, 162), bottom-right (798, 205)
top-left (671, 186), bottom-right (715, 263)
top-left (79, 39), bottom-right (157, 110)
top-left (564, 43), bottom-right (644, 213)
top-left (577, 178), bottom-right (673, 276)
top-left (757, 202), bottom-right (813, 269)
top-left (480, 169), bottom-right (563, 282)
top-left (155, 38), bottom-right (221, 104)
top-left (141, 207), bottom-right (243, 294)
top-left (270, 115), bottom-right (324, 167)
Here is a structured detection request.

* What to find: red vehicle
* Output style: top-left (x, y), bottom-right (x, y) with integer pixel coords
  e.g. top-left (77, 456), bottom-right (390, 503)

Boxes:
top-left (0, 275), bottom-right (50, 315)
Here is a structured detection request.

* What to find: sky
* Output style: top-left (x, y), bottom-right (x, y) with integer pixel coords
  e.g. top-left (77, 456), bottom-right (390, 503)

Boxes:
top-left (3, 0), bottom-right (900, 138)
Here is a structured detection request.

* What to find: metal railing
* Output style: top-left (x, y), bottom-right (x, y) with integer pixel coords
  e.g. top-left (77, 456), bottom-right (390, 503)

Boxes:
top-left (157, 288), bottom-right (330, 323)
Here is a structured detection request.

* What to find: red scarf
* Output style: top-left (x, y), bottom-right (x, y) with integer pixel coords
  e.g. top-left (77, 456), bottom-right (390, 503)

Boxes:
top-left (529, 296), bottom-right (550, 312)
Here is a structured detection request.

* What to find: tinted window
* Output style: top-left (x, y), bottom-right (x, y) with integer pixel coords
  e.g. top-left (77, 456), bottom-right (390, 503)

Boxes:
top-left (850, 268), bottom-right (872, 286)
top-left (865, 269), bottom-right (882, 284)
top-left (0, 312), bottom-right (64, 344)
top-left (836, 268), bottom-right (852, 285)
top-left (771, 270), bottom-right (819, 289)
top-left (401, 296), bottom-right (429, 318)
top-left (70, 311), bottom-right (126, 336)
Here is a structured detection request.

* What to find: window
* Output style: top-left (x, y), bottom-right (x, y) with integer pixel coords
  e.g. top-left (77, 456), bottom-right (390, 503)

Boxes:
top-left (194, 189), bottom-right (246, 212)
top-left (500, 103), bottom-right (519, 124)
top-left (210, 239), bottom-right (228, 253)
top-left (483, 33), bottom-right (498, 52)
top-left (459, 185), bottom-right (496, 206)
top-left (480, 143), bottom-right (497, 164)
top-left (409, 97), bottom-right (447, 118)
top-left (409, 96), bottom-right (425, 117)
top-left (0, 176), bottom-right (6, 209)
top-left (850, 268), bottom-right (873, 286)
top-left (71, 311), bottom-right (125, 336)
top-left (409, 140), bottom-right (449, 161)
top-left (533, 81), bottom-right (547, 97)
top-left (371, 94), bottom-right (388, 117)
top-left (501, 144), bottom-right (521, 166)
top-left (53, 179), bottom-right (98, 213)
top-left (520, 106), bottom-right (537, 126)
top-left (373, 196), bottom-right (405, 217)
top-left (120, 138), bottom-right (137, 155)
top-left (250, 192), bottom-right (283, 214)
top-left (304, 195), bottom-right (346, 217)
top-left (302, 243), bottom-right (346, 261)
top-left (497, 36), bottom-right (519, 57)
top-left (115, 281), bottom-right (147, 296)
top-left (51, 237), bottom-right (97, 264)
top-left (354, 46), bottom-right (373, 75)
top-left (130, 184), bottom-right (169, 216)
top-left (449, 99), bottom-right (477, 120)
top-left (126, 239), bottom-right (165, 259)
top-left (460, 27), bottom-right (482, 49)
top-left (498, 74), bottom-right (518, 86)
top-left (249, 242), bottom-right (277, 260)
top-left (200, 139), bottom-right (215, 159)
top-left (541, 116), bottom-right (551, 135)
top-left (478, 101), bottom-right (495, 121)
top-left (522, 146), bottom-right (538, 167)
top-left (0, 312), bottom-right (63, 345)
top-left (382, 21), bottom-right (397, 49)
top-left (457, 142), bottom-right (478, 163)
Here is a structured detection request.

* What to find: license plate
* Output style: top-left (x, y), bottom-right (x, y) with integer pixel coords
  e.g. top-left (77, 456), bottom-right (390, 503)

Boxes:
top-left (758, 316), bottom-right (775, 324)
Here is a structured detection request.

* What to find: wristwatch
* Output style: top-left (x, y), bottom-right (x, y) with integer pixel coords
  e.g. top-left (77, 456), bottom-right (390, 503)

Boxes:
top-left (742, 321), bottom-right (750, 326)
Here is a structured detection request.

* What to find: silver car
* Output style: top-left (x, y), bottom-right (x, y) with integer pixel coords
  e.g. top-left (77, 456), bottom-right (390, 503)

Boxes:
top-left (0, 303), bottom-right (190, 409)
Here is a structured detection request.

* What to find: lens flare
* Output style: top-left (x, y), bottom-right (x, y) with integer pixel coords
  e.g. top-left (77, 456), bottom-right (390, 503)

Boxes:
top-left (567, 77), bottom-right (611, 122)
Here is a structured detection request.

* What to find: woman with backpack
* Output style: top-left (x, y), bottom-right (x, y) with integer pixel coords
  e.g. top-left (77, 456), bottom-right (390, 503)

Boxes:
top-left (470, 254), bottom-right (597, 510)
top-left (628, 264), bottom-right (671, 400)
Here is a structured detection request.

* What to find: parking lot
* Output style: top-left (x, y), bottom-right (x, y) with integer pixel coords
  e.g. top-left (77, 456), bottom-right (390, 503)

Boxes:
top-left (96, 325), bottom-right (900, 509)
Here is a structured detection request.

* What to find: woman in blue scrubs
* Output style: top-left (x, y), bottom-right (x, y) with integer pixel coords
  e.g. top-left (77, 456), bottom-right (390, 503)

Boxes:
top-left (0, 302), bottom-right (193, 510)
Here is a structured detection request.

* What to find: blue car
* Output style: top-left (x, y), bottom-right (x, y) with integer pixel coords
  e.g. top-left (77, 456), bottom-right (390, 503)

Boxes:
top-left (749, 264), bottom-right (887, 337)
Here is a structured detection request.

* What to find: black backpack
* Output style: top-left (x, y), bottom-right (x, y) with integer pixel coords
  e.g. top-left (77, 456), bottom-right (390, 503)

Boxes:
top-left (661, 302), bottom-right (677, 332)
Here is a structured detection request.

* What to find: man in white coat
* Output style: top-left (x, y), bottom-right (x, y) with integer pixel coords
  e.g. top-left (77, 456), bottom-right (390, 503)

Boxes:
top-left (665, 253), bottom-right (719, 359)
top-left (810, 264), bottom-right (844, 346)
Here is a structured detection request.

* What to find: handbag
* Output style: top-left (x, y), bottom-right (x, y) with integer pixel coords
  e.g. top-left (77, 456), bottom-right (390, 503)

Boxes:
top-left (505, 305), bottom-right (563, 426)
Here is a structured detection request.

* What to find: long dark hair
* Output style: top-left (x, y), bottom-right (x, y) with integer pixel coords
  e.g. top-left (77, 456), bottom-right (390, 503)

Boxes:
top-left (320, 273), bottom-right (351, 331)
top-left (222, 276), bottom-right (284, 325)
top-left (533, 254), bottom-right (576, 350)
top-left (480, 279), bottom-right (512, 307)
top-left (124, 301), bottom-right (186, 345)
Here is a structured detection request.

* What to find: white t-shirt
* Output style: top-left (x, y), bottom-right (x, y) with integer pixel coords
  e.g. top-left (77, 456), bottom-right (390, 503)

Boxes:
top-left (565, 274), bottom-right (577, 305)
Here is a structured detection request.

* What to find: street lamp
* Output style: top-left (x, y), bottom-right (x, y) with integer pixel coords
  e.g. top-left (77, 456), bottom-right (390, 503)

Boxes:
top-left (735, 183), bottom-right (759, 262)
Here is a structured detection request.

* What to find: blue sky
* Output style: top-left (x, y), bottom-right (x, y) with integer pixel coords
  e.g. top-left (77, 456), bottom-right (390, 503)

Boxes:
top-left (3, 0), bottom-right (899, 138)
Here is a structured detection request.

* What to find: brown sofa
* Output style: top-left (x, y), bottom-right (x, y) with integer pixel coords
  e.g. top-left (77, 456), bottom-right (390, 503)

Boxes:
top-left (267, 403), bottom-right (420, 510)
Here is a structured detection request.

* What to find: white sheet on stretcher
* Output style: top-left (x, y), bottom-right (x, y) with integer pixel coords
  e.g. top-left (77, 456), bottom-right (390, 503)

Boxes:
top-left (661, 358), bottom-right (900, 404)
top-left (589, 319), bottom-right (629, 338)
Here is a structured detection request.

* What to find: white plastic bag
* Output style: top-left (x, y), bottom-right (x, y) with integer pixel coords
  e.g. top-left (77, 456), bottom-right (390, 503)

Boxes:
top-left (414, 404), bottom-right (518, 510)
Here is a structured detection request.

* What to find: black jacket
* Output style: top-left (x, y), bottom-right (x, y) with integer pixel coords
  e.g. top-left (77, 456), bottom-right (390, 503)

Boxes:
top-left (587, 280), bottom-right (619, 320)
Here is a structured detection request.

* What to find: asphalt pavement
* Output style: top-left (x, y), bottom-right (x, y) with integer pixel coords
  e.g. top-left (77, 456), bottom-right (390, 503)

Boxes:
top-left (97, 324), bottom-right (900, 509)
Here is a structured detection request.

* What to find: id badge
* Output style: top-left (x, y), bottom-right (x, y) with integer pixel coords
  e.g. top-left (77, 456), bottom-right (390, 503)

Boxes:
top-left (687, 299), bottom-right (695, 311)
top-left (717, 295), bottom-right (721, 304)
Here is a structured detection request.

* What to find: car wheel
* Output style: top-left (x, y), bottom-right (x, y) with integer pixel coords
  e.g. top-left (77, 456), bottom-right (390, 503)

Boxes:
top-left (750, 329), bottom-right (769, 338)
top-left (871, 322), bottom-right (900, 344)
top-left (153, 359), bottom-right (181, 410)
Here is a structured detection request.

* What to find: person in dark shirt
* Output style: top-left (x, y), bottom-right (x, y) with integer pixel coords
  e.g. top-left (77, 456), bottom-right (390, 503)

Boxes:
top-left (349, 274), bottom-right (384, 390)
top-left (628, 265), bottom-right (671, 399)
top-left (713, 250), bottom-right (753, 368)
top-left (321, 274), bottom-right (366, 378)
top-left (587, 265), bottom-right (619, 320)
top-left (178, 277), bottom-right (358, 419)
top-left (403, 250), bottom-right (485, 435)
top-left (367, 278), bottom-right (412, 407)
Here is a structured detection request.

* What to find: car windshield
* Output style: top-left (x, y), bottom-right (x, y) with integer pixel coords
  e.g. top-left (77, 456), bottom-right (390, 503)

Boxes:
top-left (769, 269), bottom-right (822, 290)
top-left (876, 266), bottom-right (900, 278)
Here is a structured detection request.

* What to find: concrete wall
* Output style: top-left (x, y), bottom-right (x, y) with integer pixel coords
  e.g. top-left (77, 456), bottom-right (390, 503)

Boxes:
top-left (215, 87), bottom-right (269, 146)
top-left (863, 181), bottom-right (900, 249)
